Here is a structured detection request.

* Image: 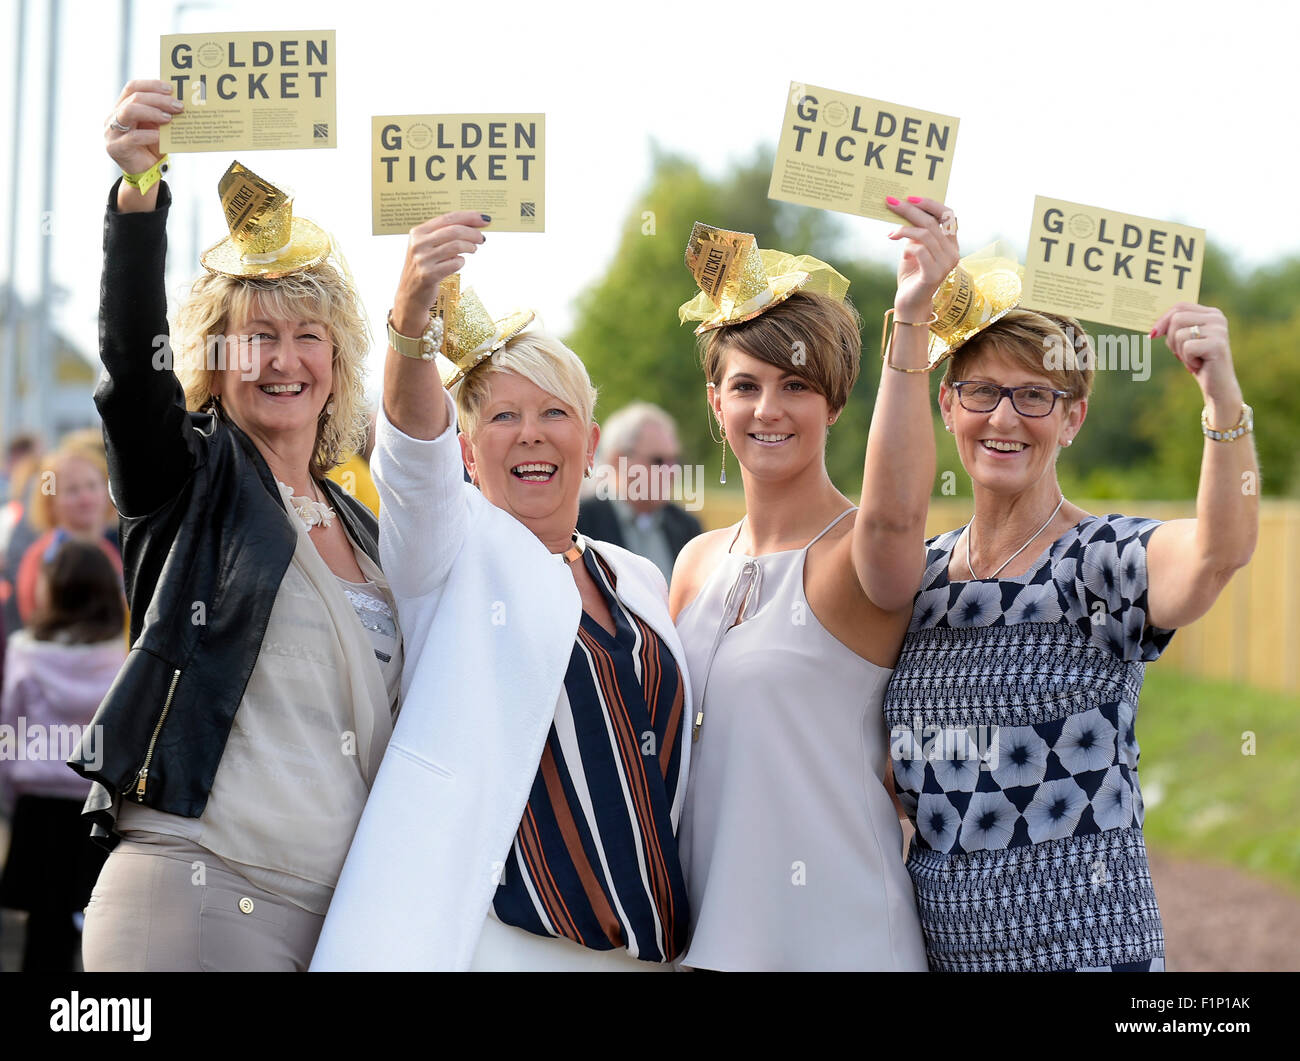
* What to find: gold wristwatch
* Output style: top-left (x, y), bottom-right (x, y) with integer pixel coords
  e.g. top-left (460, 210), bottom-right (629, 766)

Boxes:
top-left (387, 310), bottom-right (443, 362)
top-left (1201, 402), bottom-right (1253, 442)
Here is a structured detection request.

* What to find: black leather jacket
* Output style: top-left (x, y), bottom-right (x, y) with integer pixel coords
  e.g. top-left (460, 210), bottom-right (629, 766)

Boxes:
top-left (69, 181), bottom-right (380, 844)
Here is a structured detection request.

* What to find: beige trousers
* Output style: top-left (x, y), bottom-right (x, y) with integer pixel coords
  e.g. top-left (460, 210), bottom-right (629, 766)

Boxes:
top-left (81, 832), bottom-right (324, 972)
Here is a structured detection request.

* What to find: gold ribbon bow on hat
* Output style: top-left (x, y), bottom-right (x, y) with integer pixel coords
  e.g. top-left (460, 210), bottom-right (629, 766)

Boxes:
top-left (677, 222), bottom-right (850, 334)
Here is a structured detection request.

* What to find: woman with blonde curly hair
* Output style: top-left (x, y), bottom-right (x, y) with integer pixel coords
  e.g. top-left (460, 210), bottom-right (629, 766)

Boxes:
top-left (71, 78), bottom-right (401, 971)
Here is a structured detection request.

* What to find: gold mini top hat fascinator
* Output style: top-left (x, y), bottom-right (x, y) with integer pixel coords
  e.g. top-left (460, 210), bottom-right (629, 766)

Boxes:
top-left (434, 275), bottom-right (536, 388)
top-left (926, 242), bottom-right (1024, 365)
top-left (200, 161), bottom-right (331, 279)
top-left (677, 222), bottom-right (851, 334)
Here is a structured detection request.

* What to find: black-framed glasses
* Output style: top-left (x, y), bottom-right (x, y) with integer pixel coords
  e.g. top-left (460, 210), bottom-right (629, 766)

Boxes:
top-left (951, 381), bottom-right (1072, 418)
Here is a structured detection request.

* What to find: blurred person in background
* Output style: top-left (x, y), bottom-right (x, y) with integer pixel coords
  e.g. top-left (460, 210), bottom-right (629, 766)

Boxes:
top-left (15, 440), bottom-right (122, 626)
top-left (578, 402), bottom-right (702, 582)
top-left (0, 434), bottom-right (45, 641)
top-left (0, 541), bottom-right (126, 971)
top-left (0, 434), bottom-right (41, 508)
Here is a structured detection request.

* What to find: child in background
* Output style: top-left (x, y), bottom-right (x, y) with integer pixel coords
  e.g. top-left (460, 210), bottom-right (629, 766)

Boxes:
top-left (0, 541), bottom-right (126, 971)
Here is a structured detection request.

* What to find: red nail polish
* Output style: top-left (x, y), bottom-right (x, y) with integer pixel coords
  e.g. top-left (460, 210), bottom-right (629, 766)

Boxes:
top-left (885, 196), bottom-right (900, 206)
top-left (1148, 328), bottom-right (1157, 338)
top-left (907, 196), bottom-right (923, 203)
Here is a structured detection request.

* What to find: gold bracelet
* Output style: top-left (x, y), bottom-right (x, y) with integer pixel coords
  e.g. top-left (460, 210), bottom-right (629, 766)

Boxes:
top-left (121, 155), bottom-right (169, 196)
top-left (880, 309), bottom-right (939, 374)
top-left (1201, 401), bottom-right (1253, 442)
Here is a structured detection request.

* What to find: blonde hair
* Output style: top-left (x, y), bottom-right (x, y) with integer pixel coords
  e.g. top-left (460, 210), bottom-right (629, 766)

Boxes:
top-left (172, 263), bottom-right (370, 477)
top-left (943, 309), bottom-right (1095, 403)
top-left (30, 442), bottom-right (112, 533)
top-left (454, 330), bottom-right (598, 439)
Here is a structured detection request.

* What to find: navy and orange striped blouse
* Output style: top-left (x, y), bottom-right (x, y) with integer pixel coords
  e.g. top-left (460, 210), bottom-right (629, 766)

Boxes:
top-left (491, 547), bottom-right (689, 962)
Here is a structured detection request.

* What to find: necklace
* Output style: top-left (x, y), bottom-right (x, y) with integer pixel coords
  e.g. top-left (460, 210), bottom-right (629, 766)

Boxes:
top-left (555, 532), bottom-right (586, 565)
top-left (967, 495), bottom-right (1065, 580)
top-left (278, 479), bottom-right (336, 532)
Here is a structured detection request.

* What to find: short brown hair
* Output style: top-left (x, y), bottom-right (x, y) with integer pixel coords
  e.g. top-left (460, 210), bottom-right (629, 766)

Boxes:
top-left (699, 290), bottom-right (862, 413)
top-left (943, 309), bottom-right (1095, 402)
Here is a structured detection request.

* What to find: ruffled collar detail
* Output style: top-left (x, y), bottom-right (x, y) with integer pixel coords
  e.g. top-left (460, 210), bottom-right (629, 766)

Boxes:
top-left (277, 479), bottom-right (337, 531)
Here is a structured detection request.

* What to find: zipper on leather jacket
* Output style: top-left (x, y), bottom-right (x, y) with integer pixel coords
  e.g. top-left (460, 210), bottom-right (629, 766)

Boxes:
top-left (133, 668), bottom-right (181, 801)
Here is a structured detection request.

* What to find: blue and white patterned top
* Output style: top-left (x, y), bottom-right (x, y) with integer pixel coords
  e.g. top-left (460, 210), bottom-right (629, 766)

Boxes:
top-left (881, 514), bottom-right (1175, 972)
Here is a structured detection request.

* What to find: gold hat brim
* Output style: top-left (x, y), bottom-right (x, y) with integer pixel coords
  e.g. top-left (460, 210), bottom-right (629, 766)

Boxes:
top-left (200, 217), bottom-right (332, 279)
top-left (690, 272), bottom-right (810, 335)
top-left (927, 263), bottom-right (1024, 367)
top-left (440, 310), bottom-right (537, 388)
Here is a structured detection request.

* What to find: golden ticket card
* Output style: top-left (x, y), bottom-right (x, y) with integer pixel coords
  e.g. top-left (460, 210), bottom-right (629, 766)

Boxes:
top-left (684, 224), bottom-right (747, 303)
top-left (768, 81), bottom-right (959, 222)
top-left (1024, 196), bottom-right (1204, 331)
top-left (371, 114), bottom-right (545, 235)
top-left (159, 30), bottom-right (336, 152)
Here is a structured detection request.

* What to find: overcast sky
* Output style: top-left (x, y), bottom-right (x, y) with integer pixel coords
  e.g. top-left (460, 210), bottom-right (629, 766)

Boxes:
top-left (3, 0), bottom-right (1297, 409)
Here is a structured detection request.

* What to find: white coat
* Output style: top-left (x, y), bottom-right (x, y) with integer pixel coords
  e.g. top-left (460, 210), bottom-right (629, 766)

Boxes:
top-left (310, 392), bottom-right (693, 971)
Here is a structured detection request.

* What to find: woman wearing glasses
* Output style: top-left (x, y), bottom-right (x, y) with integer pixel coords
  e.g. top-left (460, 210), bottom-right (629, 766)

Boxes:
top-left (881, 302), bottom-right (1258, 971)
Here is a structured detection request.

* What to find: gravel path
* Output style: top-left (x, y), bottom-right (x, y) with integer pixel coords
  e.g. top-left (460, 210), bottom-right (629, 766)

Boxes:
top-left (1149, 851), bottom-right (1300, 972)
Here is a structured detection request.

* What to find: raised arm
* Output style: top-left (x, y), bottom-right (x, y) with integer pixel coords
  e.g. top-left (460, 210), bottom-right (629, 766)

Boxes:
top-left (371, 213), bottom-right (488, 598)
top-left (851, 196), bottom-right (958, 612)
top-left (95, 79), bottom-right (197, 517)
top-left (1145, 303), bottom-right (1258, 629)
top-left (383, 211), bottom-right (489, 439)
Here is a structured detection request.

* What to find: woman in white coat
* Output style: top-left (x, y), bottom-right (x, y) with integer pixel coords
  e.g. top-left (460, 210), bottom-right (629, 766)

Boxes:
top-left (312, 212), bottom-right (692, 971)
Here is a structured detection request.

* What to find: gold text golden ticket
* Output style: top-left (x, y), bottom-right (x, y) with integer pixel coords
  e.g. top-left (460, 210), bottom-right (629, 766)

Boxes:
top-left (1024, 196), bottom-right (1204, 331)
top-left (159, 31), bottom-right (336, 152)
top-left (768, 82), bottom-right (958, 222)
top-left (371, 115), bottom-right (545, 235)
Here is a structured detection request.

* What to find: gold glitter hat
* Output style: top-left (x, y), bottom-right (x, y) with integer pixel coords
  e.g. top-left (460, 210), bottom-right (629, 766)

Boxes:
top-left (200, 161), bottom-right (331, 279)
top-left (677, 222), bottom-right (850, 335)
top-left (927, 242), bottom-right (1024, 366)
top-left (434, 275), bottom-right (536, 388)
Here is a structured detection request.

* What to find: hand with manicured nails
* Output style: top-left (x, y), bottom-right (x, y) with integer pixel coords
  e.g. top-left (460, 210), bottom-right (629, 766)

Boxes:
top-left (1150, 303), bottom-right (1240, 407)
top-left (885, 194), bottom-right (961, 323)
top-left (391, 211), bottom-right (491, 337)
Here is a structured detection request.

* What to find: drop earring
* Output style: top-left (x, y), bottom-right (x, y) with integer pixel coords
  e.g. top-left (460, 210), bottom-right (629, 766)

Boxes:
top-left (706, 390), bottom-right (727, 485)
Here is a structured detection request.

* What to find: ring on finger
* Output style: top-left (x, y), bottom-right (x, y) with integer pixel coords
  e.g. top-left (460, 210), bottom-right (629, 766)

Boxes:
top-left (109, 118), bottom-right (132, 133)
top-left (939, 213), bottom-right (958, 236)
top-left (1190, 324), bottom-right (1202, 340)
